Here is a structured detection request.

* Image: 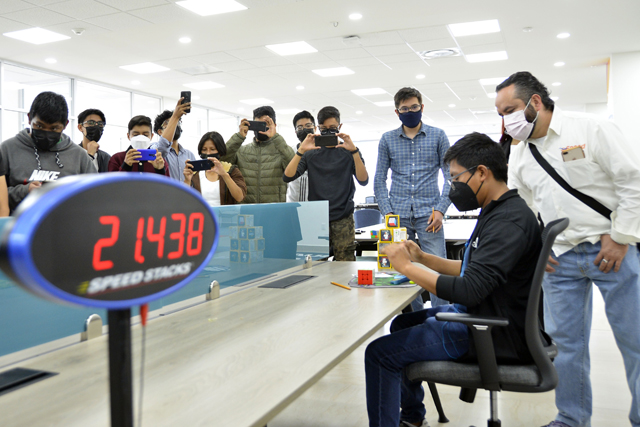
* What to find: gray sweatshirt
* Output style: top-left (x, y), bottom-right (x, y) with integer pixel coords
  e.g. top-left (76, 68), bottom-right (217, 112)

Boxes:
top-left (0, 129), bottom-right (97, 212)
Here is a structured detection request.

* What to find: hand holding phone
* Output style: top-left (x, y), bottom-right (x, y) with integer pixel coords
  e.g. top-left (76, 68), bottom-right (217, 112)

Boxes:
top-left (180, 91), bottom-right (191, 114)
top-left (247, 121), bottom-right (267, 132)
top-left (314, 135), bottom-right (338, 147)
top-left (138, 149), bottom-right (157, 162)
top-left (188, 159), bottom-right (214, 172)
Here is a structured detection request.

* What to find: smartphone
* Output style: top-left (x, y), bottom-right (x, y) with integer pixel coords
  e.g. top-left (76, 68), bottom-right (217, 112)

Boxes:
top-left (137, 149), bottom-right (157, 161)
top-left (561, 146), bottom-right (585, 162)
top-left (188, 159), bottom-right (213, 171)
top-left (314, 135), bottom-right (338, 147)
top-left (180, 91), bottom-right (191, 113)
top-left (247, 120), bottom-right (267, 132)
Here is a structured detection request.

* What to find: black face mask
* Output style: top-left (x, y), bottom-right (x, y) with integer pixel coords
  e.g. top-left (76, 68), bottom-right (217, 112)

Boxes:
top-left (449, 169), bottom-right (483, 212)
top-left (296, 128), bottom-right (314, 142)
top-left (85, 126), bottom-right (103, 143)
top-left (201, 153), bottom-right (220, 160)
top-left (254, 131), bottom-right (270, 142)
top-left (174, 125), bottom-right (182, 140)
top-left (31, 128), bottom-right (62, 151)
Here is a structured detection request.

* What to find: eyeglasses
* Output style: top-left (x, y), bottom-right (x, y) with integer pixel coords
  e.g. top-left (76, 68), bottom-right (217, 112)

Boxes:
top-left (318, 126), bottom-right (340, 133)
top-left (81, 120), bottom-right (106, 128)
top-left (295, 123), bottom-right (315, 131)
top-left (32, 121), bottom-right (65, 132)
top-left (446, 166), bottom-right (478, 185)
top-left (397, 104), bottom-right (422, 114)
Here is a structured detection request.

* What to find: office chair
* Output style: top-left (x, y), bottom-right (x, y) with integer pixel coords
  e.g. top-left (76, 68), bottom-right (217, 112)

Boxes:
top-left (353, 209), bottom-right (383, 229)
top-left (405, 217), bottom-right (569, 427)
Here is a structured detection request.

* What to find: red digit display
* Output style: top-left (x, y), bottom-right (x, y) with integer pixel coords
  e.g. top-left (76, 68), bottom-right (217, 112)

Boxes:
top-left (146, 216), bottom-right (167, 259)
top-left (92, 216), bottom-right (120, 271)
top-left (134, 217), bottom-right (145, 264)
top-left (186, 212), bottom-right (204, 256)
top-left (168, 213), bottom-right (186, 260)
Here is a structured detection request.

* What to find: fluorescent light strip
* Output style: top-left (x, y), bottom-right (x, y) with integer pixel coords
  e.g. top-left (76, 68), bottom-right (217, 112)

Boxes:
top-left (3, 27), bottom-right (70, 45)
top-left (351, 88), bottom-right (386, 96)
top-left (443, 110), bottom-right (456, 121)
top-left (266, 41), bottom-right (317, 56)
top-left (183, 81), bottom-right (225, 90)
top-left (444, 82), bottom-right (461, 100)
top-left (312, 67), bottom-right (354, 77)
top-left (120, 62), bottom-right (170, 74)
top-left (240, 98), bottom-right (274, 105)
top-left (465, 51), bottom-right (508, 63)
top-left (448, 19), bottom-right (500, 37)
top-left (176, 0), bottom-right (247, 16)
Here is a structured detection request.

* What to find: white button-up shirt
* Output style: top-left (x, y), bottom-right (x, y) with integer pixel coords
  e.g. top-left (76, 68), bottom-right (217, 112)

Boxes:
top-left (508, 108), bottom-right (640, 255)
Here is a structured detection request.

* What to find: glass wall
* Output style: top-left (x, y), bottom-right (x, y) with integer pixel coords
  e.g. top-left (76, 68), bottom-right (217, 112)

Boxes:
top-left (0, 60), bottom-right (241, 157)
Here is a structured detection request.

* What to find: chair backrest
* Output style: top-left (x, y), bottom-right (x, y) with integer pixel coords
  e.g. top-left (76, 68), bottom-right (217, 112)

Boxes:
top-left (522, 217), bottom-right (569, 392)
top-left (365, 196), bottom-right (376, 204)
top-left (354, 209), bottom-right (384, 229)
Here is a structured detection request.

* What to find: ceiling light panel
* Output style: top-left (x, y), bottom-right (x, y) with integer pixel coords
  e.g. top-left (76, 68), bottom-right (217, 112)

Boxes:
top-left (119, 62), bottom-right (170, 74)
top-left (176, 0), bottom-right (247, 16)
top-left (3, 27), bottom-right (70, 45)
top-left (183, 81), bottom-right (225, 90)
top-left (465, 51), bottom-right (508, 63)
top-left (312, 67), bottom-right (355, 77)
top-left (448, 19), bottom-right (501, 37)
top-left (266, 41), bottom-right (317, 56)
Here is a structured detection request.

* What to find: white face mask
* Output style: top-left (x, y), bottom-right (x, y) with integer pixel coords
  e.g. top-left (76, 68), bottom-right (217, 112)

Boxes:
top-left (503, 97), bottom-right (539, 141)
top-left (130, 134), bottom-right (150, 150)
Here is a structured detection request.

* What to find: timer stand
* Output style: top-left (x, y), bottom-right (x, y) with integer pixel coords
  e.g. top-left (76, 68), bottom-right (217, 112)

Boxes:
top-left (108, 309), bottom-right (134, 427)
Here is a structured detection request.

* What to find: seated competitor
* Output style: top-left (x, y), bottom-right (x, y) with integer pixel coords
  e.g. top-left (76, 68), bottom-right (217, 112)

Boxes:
top-left (365, 132), bottom-right (543, 427)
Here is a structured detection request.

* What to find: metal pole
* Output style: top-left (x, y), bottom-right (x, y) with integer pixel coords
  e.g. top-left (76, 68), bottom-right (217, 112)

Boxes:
top-left (108, 309), bottom-right (133, 427)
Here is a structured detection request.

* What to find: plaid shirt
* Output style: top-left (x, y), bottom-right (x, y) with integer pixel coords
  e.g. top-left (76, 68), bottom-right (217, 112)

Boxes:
top-left (374, 123), bottom-right (451, 218)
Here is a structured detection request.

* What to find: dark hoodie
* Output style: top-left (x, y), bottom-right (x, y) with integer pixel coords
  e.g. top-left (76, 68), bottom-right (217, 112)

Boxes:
top-left (0, 129), bottom-right (97, 212)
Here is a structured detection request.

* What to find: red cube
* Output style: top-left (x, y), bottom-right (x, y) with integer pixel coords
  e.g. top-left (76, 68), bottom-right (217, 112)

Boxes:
top-left (358, 269), bottom-right (374, 285)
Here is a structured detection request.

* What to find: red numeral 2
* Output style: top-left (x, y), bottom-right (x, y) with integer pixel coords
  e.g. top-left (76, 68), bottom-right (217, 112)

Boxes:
top-left (92, 216), bottom-right (120, 271)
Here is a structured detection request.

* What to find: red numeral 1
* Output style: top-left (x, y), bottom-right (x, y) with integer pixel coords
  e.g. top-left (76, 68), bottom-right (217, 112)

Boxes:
top-left (146, 216), bottom-right (167, 259)
top-left (134, 217), bottom-right (145, 264)
top-left (92, 216), bottom-right (120, 271)
top-left (168, 213), bottom-right (186, 259)
top-left (186, 212), bottom-right (204, 256)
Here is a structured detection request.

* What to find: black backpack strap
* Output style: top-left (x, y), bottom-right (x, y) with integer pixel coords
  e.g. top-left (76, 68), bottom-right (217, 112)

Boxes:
top-left (529, 144), bottom-right (612, 220)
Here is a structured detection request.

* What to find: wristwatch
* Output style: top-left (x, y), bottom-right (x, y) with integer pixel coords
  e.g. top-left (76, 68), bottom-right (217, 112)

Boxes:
top-left (296, 151), bottom-right (304, 157)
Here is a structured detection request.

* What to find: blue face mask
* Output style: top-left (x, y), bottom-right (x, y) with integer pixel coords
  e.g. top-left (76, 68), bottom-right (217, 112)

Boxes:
top-left (398, 110), bottom-right (422, 128)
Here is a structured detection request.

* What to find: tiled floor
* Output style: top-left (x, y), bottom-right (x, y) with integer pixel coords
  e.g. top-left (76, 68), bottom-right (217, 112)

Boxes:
top-left (270, 288), bottom-right (633, 426)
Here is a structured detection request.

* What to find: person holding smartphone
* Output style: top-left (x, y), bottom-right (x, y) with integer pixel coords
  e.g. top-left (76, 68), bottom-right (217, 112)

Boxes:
top-left (184, 131), bottom-right (246, 206)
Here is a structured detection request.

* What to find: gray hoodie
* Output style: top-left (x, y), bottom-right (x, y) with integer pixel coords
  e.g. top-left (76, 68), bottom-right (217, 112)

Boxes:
top-left (0, 129), bottom-right (97, 211)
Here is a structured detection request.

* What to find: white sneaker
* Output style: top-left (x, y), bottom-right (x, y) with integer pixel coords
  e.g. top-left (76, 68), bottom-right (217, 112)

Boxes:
top-left (400, 420), bottom-right (430, 427)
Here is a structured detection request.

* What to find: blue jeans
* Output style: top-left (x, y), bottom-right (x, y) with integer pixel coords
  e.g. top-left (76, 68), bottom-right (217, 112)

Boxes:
top-left (365, 304), bottom-right (469, 427)
top-left (401, 214), bottom-right (448, 309)
top-left (544, 242), bottom-right (640, 427)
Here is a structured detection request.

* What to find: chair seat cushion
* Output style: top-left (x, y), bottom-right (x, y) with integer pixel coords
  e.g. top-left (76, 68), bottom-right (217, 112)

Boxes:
top-left (406, 361), bottom-right (542, 391)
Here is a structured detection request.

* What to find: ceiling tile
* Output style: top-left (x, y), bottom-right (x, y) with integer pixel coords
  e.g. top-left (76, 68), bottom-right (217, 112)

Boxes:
top-left (285, 52), bottom-right (333, 64)
top-left (244, 55), bottom-right (293, 67)
top-left (374, 53), bottom-right (421, 64)
top-left (462, 42), bottom-right (507, 55)
top-left (359, 31), bottom-right (405, 47)
top-left (43, 0), bottom-right (119, 19)
top-left (128, 3), bottom-right (193, 23)
top-left (408, 38), bottom-right (459, 53)
top-left (365, 44), bottom-right (414, 56)
top-left (0, 16), bottom-right (28, 32)
top-left (214, 60), bottom-right (256, 72)
top-left (262, 64), bottom-right (307, 75)
top-left (44, 19), bottom-right (110, 36)
top-left (227, 47), bottom-right (277, 60)
top-left (93, 0), bottom-right (169, 11)
top-left (3, 7), bottom-right (74, 26)
top-left (398, 26), bottom-right (451, 43)
top-left (0, 0), bottom-right (36, 14)
top-left (191, 52), bottom-right (240, 65)
top-left (84, 12), bottom-right (152, 30)
top-left (229, 68), bottom-right (273, 78)
top-left (22, 0), bottom-right (67, 5)
top-left (298, 60), bottom-right (342, 71)
top-left (307, 37), bottom-right (350, 51)
top-left (324, 48), bottom-right (372, 61)
top-left (336, 57), bottom-right (382, 68)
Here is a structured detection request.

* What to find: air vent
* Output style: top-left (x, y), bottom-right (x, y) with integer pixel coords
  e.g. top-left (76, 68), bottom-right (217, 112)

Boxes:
top-left (342, 35), bottom-right (362, 47)
top-left (417, 48), bottom-right (461, 60)
top-left (176, 65), bottom-right (222, 76)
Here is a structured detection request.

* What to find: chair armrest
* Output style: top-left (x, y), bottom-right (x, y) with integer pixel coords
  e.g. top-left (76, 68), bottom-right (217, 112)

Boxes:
top-left (435, 312), bottom-right (509, 328)
top-left (435, 312), bottom-right (509, 392)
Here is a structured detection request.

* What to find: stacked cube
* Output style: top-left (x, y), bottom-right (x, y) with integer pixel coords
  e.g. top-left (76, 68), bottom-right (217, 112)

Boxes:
top-left (229, 215), bottom-right (265, 263)
top-left (377, 214), bottom-right (407, 270)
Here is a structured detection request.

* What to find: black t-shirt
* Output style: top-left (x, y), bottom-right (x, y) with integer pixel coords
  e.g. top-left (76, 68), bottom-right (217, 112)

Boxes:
top-left (436, 189), bottom-right (542, 363)
top-left (284, 147), bottom-right (368, 222)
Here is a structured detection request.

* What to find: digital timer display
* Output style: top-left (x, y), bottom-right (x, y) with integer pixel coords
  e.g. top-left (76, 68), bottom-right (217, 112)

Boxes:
top-left (0, 174), bottom-right (219, 308)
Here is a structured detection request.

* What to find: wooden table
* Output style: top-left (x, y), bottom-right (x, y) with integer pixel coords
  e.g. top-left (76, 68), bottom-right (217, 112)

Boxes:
top-left (0, 261), bottom-right (421, 427)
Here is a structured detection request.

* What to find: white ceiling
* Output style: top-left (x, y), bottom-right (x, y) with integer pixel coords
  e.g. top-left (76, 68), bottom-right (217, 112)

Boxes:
top-left (1, 0), bottom-right (639, 140)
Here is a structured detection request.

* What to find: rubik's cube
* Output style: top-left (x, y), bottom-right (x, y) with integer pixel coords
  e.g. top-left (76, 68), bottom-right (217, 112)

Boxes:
top-left (377, 214), bottom-right (408, 270)
top-left (230, 215), bottom-right (265, 263)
